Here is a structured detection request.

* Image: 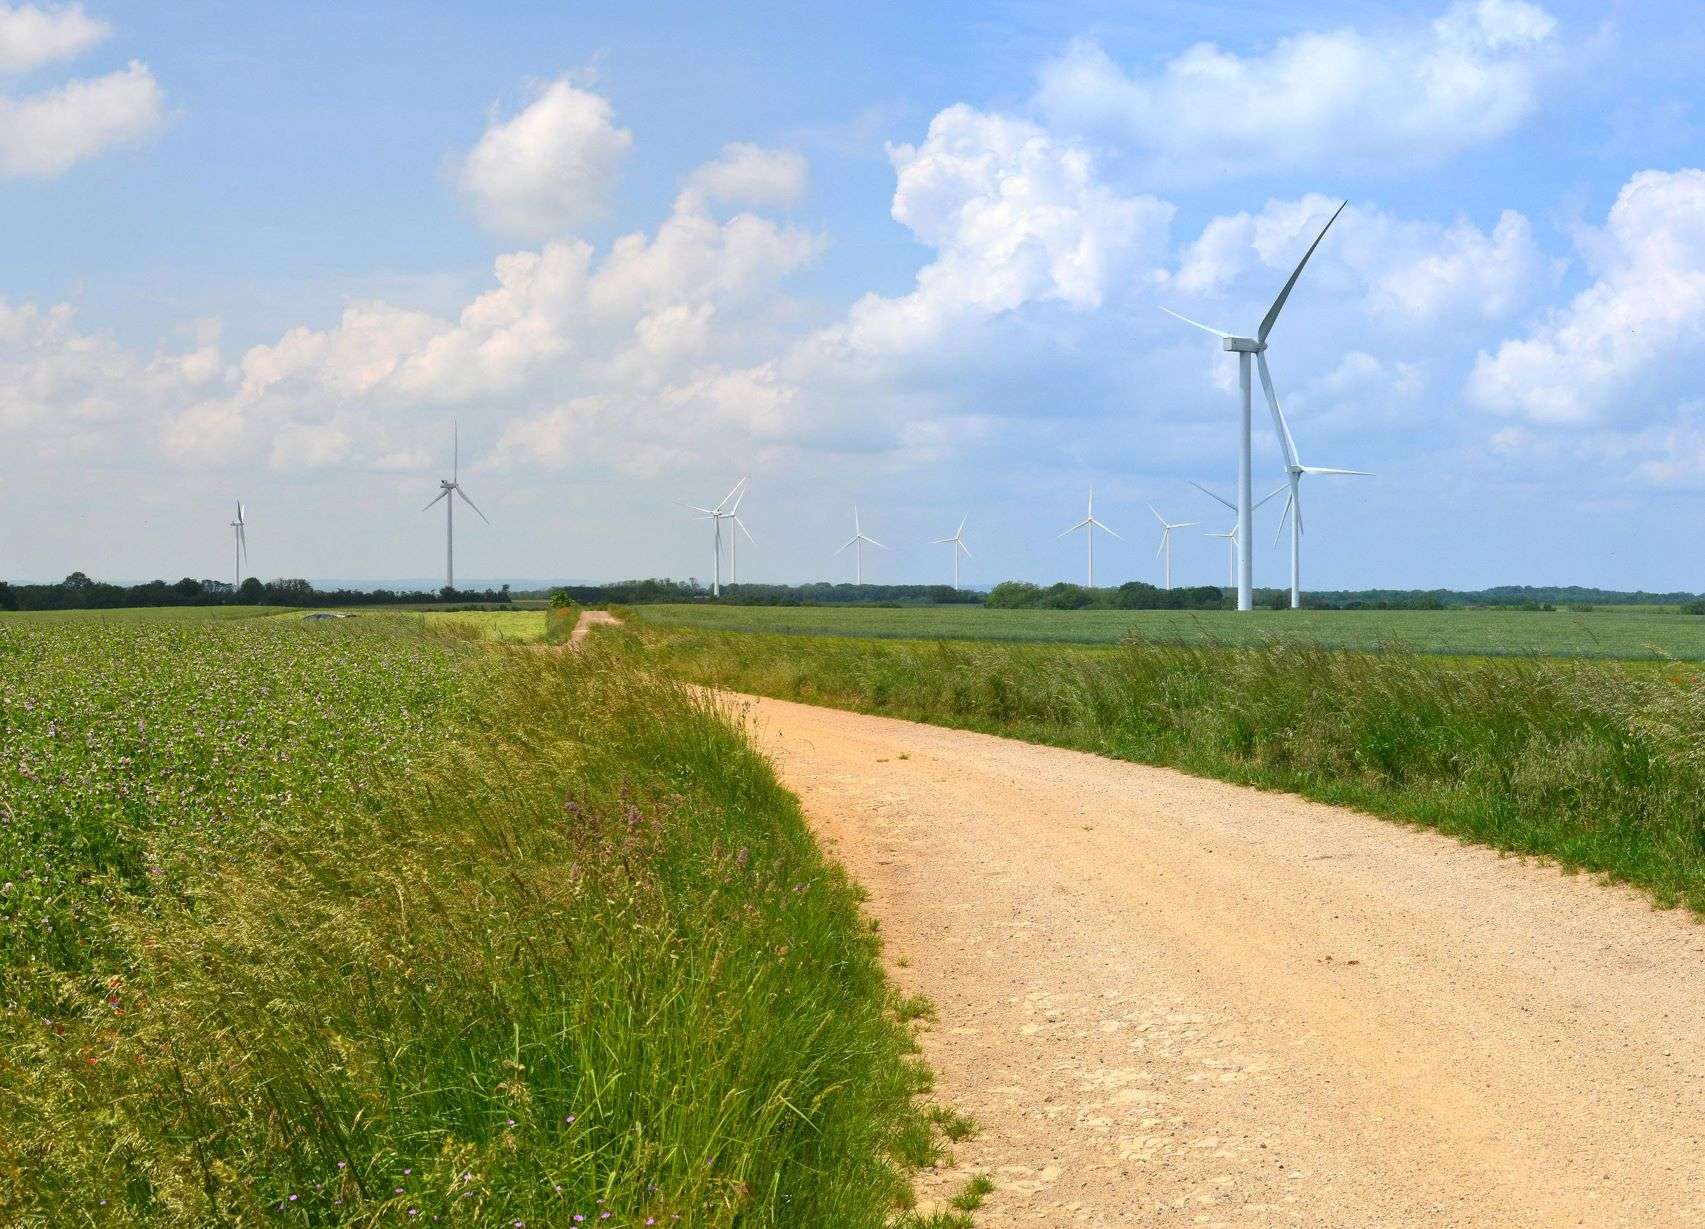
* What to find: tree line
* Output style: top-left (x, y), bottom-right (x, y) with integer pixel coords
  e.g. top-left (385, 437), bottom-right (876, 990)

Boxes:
top-left (0, 573), bottom-right (512, 611)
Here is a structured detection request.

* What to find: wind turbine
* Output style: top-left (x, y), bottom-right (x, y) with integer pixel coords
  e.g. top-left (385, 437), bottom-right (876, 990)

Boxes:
top-left (1147, 506), bottom-right (1199, 591)
top-left (1057, 487), bottom-right (1119, 588)
top-left (933, 515), bottom-right (972, 589)
top-left (229, 501), bottom-right (248, 589)
top-left (1191, 481), bottom-right (1284, 589)
top-left (836, 508), bottom-right (886, 585)
top-left (1265, 385), bottom-right (1371, 609)
top-left (422, 420), bottom-right (489, 591)
top-left (1161, 199), bottom-right (1347, 611)
top-left (727, 481), bottom-right (754, 585)
top-left (684, 477), bottom-right (746, 596)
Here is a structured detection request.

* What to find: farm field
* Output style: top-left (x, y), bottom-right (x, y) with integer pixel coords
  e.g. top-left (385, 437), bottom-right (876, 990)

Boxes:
top-left (631, 602), bottom-right (1705, 660)
top-left (421, 607), bottom-right (549, 641)
top-left (0, 608), bottom-right (945, 1226)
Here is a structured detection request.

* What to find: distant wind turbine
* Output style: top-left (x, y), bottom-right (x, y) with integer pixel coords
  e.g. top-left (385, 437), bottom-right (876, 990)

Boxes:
top-left (1162, 199), bottom-right (1347, 612)
top-left (1147, 506), bottom-right (1199, 591)
top-left (229, 501), bottom-right (248, 589)
top-left (836, 508), bottom-right (886, 585)
top-left (933, 515), bottom-right (972, 589)
top-left (1264, 384), bottom-right (1371, 609)
top-left (422, 419), bottom-right (489, 590)
top-left (1192, 481), bottom-right (1284, 589)
top-left (1058, 487), bottom-right (1119, 588)
top-left (684, 477), bottom-right (747, 596)
top-left (727, 481), bottom-right (754, 584)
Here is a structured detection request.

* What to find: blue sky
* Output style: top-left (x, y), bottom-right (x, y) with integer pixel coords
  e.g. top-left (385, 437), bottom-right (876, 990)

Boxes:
top-left (3, 0), bottom-right (1704, 590)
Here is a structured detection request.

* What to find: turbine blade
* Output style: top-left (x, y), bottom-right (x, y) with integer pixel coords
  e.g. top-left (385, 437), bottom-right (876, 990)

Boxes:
top-left (1189, 481), bottom-right (1235, 512)
top-left (735, 516), bottom-right (755, 544)
top-left (1258, 199), bottom-right (1346, 344)
top-left (835, 536), bottom-right (858, 554)
top-left (1301, 465), bottom-right (1373, 477)
top-left (239, 525), bottom-right (248, 565)
top-left (455, 486), bottom-right (491, 524)
top-left (1155, 534), bottom-right (1166, 559)
top-left (1147, 503), bottom-right (1168, 527)
top-left (1274, 488), bottom-right (1295, 547)
top-left (866, 536), bottom-right (888, 550)
top-left (1057, 519), bottom-right (1089, 539)
top-left (1092, 518), bottom-right (1122, 540)
top-left (1174, 521), bottom-right (1199, 528)
top-left (1255, 482), bottom-right (1287, 509)
top-left (1257, 352), bottom-right (1302, 469)
top-left (1159, 306), bottom-right (1233, 339)
top-left (717, 478), bottom-right (745, 513)
top-left (423, 491), bottom-right (448, 511)
top-left (958, 540), bottom-right (972, 558)
top-left (956, 514), bottom-right (967, 538)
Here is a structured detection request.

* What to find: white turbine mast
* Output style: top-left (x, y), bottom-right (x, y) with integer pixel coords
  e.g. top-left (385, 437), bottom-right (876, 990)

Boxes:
top-left (1147, 506), bottom-right (1199, 591)
top-left (1191, 481), bottom-right (1284, 590)
top-left (1161, 199), bottom-right (1347, 611)
top-left (1263, 378), bottom-right (1371, 608)
top-left (422, 419), bottom-right (489, 591)
top-left (1057, 486), bottom-right (1119, 588)
top-left (932, 515), bottom-right (972, 589)
top-left (684, 476), bottom-right (747, 597)
top-left (229, 501), bottom-right (248, 589)
top-left (835, 507), bottom-right (886, 585)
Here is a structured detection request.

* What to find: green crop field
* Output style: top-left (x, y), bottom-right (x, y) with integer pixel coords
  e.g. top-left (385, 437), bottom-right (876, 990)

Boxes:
top-left (630, 602), bottom-right (1705, 660)
top-left (422, 608), bottom-right (549, 641)
top-left (0, 608), bottom-right (949, 1226)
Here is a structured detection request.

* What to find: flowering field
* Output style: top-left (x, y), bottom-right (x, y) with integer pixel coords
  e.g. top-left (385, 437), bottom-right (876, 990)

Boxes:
top-left (0, 611), bottom-right (939, 1226)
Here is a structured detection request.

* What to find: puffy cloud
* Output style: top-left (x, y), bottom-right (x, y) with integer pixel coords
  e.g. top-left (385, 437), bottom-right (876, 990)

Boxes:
top-left (0, 1), bottom-right (106, 74)
top-left (678, 142), bottom-right (807, 211)
top-left (1469, 169), bottom-right (1705, 424)
top-left (0, 57), bottom-right (161, 177)
top-left (1036, 1), bottom-right (1559, 180)
top-left (1169, 194), bottom-right (1553, 328)
top-left (456, 79), bottom-right (633, 237)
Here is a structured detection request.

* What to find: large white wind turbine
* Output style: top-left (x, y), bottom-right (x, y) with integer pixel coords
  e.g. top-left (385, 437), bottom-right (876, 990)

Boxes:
top-left (422, 420), bottom-right (489, 590)
top-left (1057, 487), bottom-right (1119, 588)
top-left (685, 477), bottom-right (747, 596)
top-left (1147, 506), bottom-right (1199, 591)
top-left (229, 501), bottom-right (248, 589)
top-left (727, 481), bottom-right (754, 585)
top-left (1191, 481), bottom-right (1284, 589)
top-left (1264, 383), bottom-right (1371, 609)
top-left (1162, 200), bottom-right (1347, 612)
top-left (836, 508), bottom-right (886, 585)
top-left (933, 515), bottom-right (972, 589)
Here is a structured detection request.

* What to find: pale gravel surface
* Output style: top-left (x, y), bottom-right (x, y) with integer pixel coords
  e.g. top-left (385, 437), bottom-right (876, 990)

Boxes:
top-left (569, 608), bottom-right (620, 648)
top-left (721, 691), bottom-right (1705, 1228)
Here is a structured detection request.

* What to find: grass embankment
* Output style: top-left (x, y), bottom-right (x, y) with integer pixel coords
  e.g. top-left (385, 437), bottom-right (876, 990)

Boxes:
top-left (631, 602), bottom-right (1705, 660)
top-left (1, 612), bottom-right (944, 1225)
top-left (624, 623), bottom-right (1705, 913)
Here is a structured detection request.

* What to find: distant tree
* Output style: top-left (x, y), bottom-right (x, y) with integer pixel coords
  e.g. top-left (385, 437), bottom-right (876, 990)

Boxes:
top-left (986, 581), bottom-right (1041, 609)
top-left (237, 577), bottom-right (265, 603)
top-left (1039, 582), bottom-right (1089, 610)
top-left (63, 571), bottom-right (93, 590)
top-left (0, 582), bottom-right (15, 611)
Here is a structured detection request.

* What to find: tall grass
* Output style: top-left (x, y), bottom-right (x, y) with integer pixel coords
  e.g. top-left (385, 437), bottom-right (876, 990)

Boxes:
top-left (3, 627), bottom-right (933, 1225)
top-left (625, 624), bottom-right (1705, 912)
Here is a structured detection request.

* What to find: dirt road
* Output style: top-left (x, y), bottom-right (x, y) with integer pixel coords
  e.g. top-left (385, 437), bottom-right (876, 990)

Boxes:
top-left (568, 609), bottom-right (620, 649)
top-left (725, 692), bottom-right (1705, 1227)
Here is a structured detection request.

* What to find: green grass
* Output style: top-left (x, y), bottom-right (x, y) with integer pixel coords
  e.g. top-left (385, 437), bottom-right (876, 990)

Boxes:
top-left (422, 608), bottom-right (549, 642)
top-left (0, 611), bottom-right (951, 1226)
top-left (621, 622), bottom-right (1705, 915)
top-left (630, 602), bottom-right (1705, 660)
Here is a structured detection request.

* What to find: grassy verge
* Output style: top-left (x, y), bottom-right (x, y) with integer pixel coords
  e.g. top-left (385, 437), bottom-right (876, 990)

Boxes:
top-left (1, 613), bottom-right (943, 1225)
top-left (619, 623), bottom-right (1705, 914)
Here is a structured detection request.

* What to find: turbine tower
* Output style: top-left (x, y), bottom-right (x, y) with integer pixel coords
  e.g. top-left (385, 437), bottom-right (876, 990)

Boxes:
top-left (684, 477), bottom-right (747, 596)
top-left (1147, 506), bottom-right (1199, 591)
top-left (422, 420), bottom-right (489, 591)
top-left (1191, 481), bottom-right (1283, 589)
top-left (1057, 487), bottom-right (1119, 588)
top-left (1162, 200), bottom-right (1347, 611)
top-left (933, 515), bottom-right (972, 589)
top-left (1264, 383), bottom-right (1370, 609)
top-left (835, 508), bottom-right (885, 585)
top-left (229, 501), bottom-right (248, 589)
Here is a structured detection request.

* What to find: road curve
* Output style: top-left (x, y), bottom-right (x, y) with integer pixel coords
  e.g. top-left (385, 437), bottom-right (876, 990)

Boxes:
top-left (721, 692), bottom-right (1705, 1228)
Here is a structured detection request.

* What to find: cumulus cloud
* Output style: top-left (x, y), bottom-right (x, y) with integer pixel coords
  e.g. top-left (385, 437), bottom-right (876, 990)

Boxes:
top-left (1469, 169), bottom-right (1705, 425)
top-left (0, 56), bottom-right (161, 178)
top-left (456, 79), bottom-right (633, 237)
top-left (678, 142), bottom-right (807, 212)
top-left (0, 1), bottom-right (106, 74)
top-left (1036, 0), bottom-right (1559, 180)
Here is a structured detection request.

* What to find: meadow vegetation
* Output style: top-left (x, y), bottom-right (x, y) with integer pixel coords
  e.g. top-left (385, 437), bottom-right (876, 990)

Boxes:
top-left (622, 623), bottom-right (1705, 914)
top-left (1, 610), bottom-right (947, 1225)
top-left (630, 602), bottom-right (1705, 660)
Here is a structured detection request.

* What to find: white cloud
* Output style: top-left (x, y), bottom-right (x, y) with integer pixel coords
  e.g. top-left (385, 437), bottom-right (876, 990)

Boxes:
top-left (1036, 1), bottom-right (1559, 180)
top-left (678, 142), bottom-right (807, 212)
top-left (0, 1), bottom-right (105, 74)
top-left (456, 79), bottom-right (633, 238)
top-left (1469, 169), bottom-right (1705, 424)
top-left (0, 57), bottom-right (161, 177)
